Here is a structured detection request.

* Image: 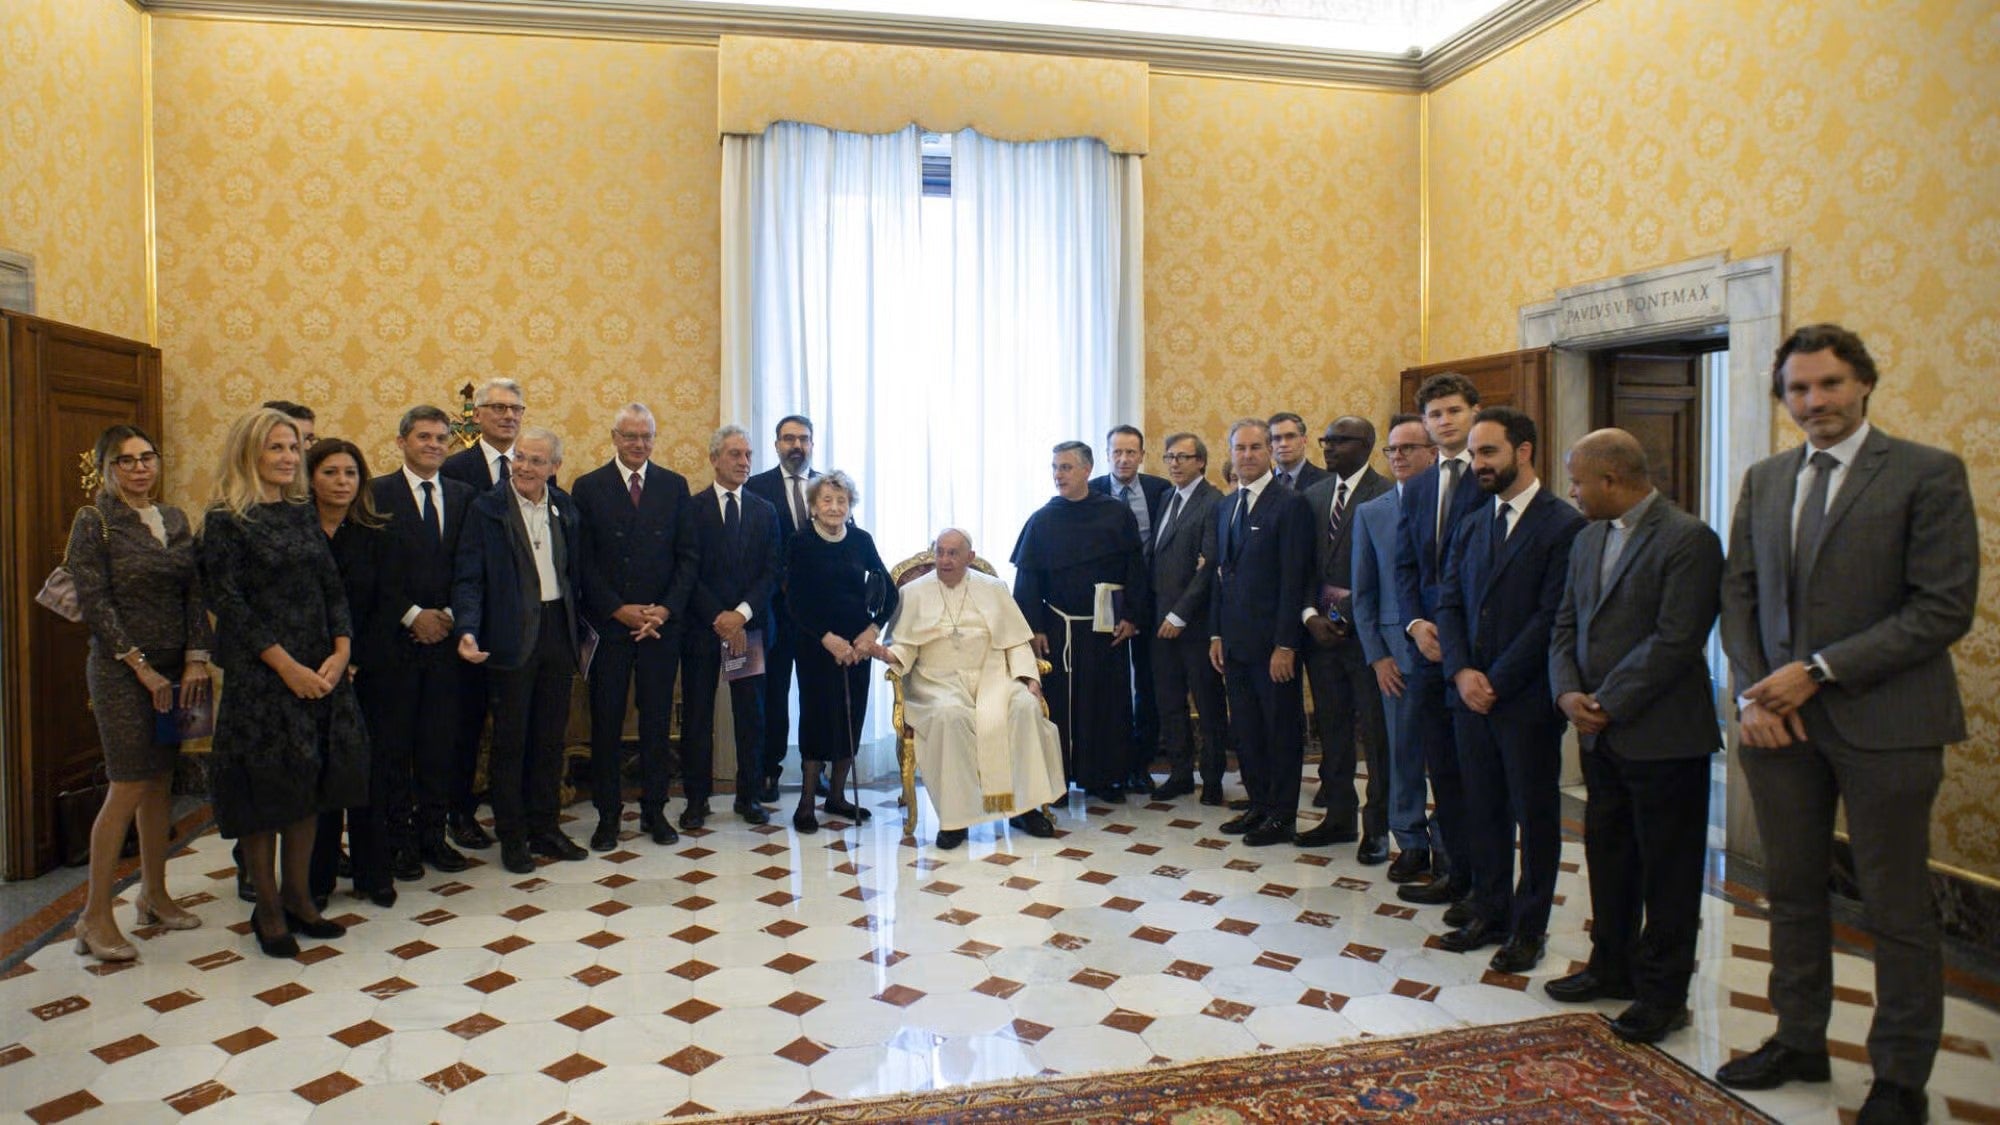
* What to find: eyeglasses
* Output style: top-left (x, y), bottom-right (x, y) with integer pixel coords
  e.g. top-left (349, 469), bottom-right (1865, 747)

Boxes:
top-left (1161, 452), bottom-right (1202, 464)
top-left (1319, 435), bottom-right (1367, 446)
top-left (479, 403), bottom-right (527, 416)
top-left (111, 452), bottom-right (161, 470)
top-left (1384, 443), bottom-right (1435, 456)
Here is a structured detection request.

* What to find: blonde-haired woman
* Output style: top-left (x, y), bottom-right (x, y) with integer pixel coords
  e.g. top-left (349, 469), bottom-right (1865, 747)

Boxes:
top-left (197, 408), bottom-right (368, 957)
top-left (67, 424), bottom-right (214, 961)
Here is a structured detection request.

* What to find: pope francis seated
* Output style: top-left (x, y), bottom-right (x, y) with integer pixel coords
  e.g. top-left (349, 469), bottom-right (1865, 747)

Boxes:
top-left (882, 529), bottom-right (1064, 849)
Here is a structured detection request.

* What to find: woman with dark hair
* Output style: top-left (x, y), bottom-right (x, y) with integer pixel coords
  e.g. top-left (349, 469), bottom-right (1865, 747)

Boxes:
top-left (784, 470), bottom-right (896, 834)
top-left (304, 438), bottom-right (398, 908)
top-left (197, 409), bottom-right (369, 957)
top-left (66, 425), bottom-right (214, 961)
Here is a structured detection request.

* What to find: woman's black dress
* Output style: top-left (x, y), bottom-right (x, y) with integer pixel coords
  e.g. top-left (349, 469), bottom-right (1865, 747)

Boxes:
top-left (786, 525), bottom-right (897, 764)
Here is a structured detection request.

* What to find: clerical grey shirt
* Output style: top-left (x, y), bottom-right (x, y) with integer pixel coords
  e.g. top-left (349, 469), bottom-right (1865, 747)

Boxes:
top-left (1600, 489), bottom-right (1659, 586)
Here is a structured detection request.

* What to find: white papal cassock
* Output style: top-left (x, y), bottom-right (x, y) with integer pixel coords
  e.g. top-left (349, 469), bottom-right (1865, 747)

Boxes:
top-left (883, 570), bottom-right (1066, 831)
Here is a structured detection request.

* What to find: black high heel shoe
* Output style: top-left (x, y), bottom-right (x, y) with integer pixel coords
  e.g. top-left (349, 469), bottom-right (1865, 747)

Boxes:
top-left (250, 910), bottom-right (299, 958)
top-left (822, 798), bottom-right (871, 822)
top-left (792, 807), bottom-right (819, 835)
top-left (283, 908), bottom-right (346, 940)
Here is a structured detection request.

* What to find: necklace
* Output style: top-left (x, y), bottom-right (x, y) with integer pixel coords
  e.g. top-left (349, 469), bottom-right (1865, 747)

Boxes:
top-left (940, 581), bottom-right (973, 643)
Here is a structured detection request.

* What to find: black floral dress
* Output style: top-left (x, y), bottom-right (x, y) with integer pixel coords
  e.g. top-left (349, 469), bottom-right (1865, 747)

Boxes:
top-left (197, 501), bottom-right (369, 837)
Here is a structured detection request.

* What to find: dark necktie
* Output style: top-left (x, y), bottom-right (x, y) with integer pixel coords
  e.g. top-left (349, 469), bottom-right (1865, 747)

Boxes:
top-left (724, 490), bottom-right (740, 539)
top-left (1158, 489), bottom-right (1184, 545)
top-left (1277, 469), bottom-right (1292, 490)
top-left (1227, 489), bottom-right (1249, 560)
top-left (629, 470), bottom-right (644, 508)
top-left (495, 453), bottom-right (510, 483)
top-left (1328, 481), bottom-right (1349, 543)
top-left (420, 480), bottom-right (440, 544)
top-left (788, 474), bottom-right (807, 530)
top-left (1790, 451), bottom-right (1838, 658)
top-left (1436, 459), bottom-right (1463, 564)
top-left (1492, 500), bottom-right (1512, 563)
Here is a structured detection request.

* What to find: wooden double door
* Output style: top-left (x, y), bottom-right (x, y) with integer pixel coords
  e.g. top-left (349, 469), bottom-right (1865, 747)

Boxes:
top-left (2, 312), bottom-right (163, 878)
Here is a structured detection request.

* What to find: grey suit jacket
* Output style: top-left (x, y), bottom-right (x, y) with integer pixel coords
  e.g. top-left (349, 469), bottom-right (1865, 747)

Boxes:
top-left (1148, 479), bottom-right (1222, 628)
top-left (1551, 496), bottom-right (1723, 760)
top-left (1350, 487), bottom-right (1403, 665)
top-left (1719, 427), bottom-right (1978, 749)
top-left (1302, 467), bottom-right (1390, 623)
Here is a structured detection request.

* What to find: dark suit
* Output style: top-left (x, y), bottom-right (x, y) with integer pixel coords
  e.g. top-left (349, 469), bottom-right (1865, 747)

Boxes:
top-left (1204, 477), bottom-right (1315, 822)
top-left (1092, 471), bottom-right (1172, 772)
top-left (744, 465), bottom-right (819, 787)
top-left (452, 483), bottom-right (582, 844)
top-left (1394, 452), bottom-right (1485, 886)
top-left (440, 442), bottom-right (505, 820)
top-left (681, 484), bottom-right (784, 806)
top-left (1720, 426), bottom-right (1978, 1089)
top-left (1273, 459), bottom-right (1328, 492)
top-left (1301, 468), bottom-right (1392, 837)
top-left (1147, 479), bottom-right (1227, 785)
top-left (366, 470), bottom-right (474, 851)
top-left (573, 460), bottom-right (697, 822)
top-left (1551, 493), bottom-right (1722, 1006)
top-left (1437, 484), bottom-right (1583, 939)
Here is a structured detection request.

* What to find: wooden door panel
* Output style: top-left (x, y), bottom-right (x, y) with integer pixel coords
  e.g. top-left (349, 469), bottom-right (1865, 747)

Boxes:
top-left (1400, 347), bottom-right (1553, 479)
top-left (1594, 349), bottom-right (1702, 515)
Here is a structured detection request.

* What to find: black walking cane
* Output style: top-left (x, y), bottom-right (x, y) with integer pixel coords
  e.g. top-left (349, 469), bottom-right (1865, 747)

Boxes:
top-left (838, 568), bottom-right (891, 824)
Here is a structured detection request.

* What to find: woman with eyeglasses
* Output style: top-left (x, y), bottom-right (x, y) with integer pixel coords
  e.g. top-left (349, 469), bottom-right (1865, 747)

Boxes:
top-left (197, 408), bottom-right (370, 957)
top-left (65, 426), bottom-right (215, 961)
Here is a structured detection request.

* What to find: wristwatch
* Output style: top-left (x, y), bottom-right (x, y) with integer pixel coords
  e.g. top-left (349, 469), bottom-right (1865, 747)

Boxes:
top-left (1805, 659), bottom-right (1831, 684)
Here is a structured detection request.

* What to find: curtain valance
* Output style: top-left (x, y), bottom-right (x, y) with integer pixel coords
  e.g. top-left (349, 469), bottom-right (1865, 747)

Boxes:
top-left (717, 35), bottom-right (1149, 155)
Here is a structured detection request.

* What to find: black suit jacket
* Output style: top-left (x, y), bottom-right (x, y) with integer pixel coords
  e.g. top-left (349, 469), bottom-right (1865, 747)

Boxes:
top-left (441, 445), bottom-right (501, 492)
top-left (745, 466), bottom-right (820, 539)
top-left (1148, 479), bottom-right (1222, 628)
top-left (1203, 480), bottom-right (1315, 659)
top-left (571, 460), bottom-right (697, 642)
top-left (1395, 455), bottom-right (1486, 627)
top-left (451, 484), bottom-right (582, 672)
top-left (684, 485), bottom-right (784, 639)
top-left (1089, 472), bottom-right (1171, 528)
top-left (1276, 459), bottom-right (1329, 491)
top-left (370, 471), bottom-right (475, 627)
top-left (1302, 467), bottom-right (1390, 622)
top-left (1436, 485), bottom-right (1584, 721)
top-left (1551, 496), bottom-right (1723, 760)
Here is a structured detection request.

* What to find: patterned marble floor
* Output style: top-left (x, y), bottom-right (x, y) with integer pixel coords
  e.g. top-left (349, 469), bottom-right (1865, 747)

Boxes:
top-left (4, 774), bottom-right (1999, 1124)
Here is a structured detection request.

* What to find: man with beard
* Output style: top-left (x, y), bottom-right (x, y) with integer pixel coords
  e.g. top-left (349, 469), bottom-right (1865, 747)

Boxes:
top-left (744, 415), bottom-right (821, 802)
top-left (1012, 441), bottom-right (1147, 803)
top-left (1433, 407), bottom-right (1583, 974)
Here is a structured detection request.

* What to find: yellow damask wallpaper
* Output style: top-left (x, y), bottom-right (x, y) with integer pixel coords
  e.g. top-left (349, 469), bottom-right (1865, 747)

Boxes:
top-left (1144, 74), bottom-right (1419, 458)
top-left (149, 18), bottom-right (722, 497)
top-left (0, 0), bottom-right (149, 342)
top-left (1426, 0), bottom-right (2000, 877)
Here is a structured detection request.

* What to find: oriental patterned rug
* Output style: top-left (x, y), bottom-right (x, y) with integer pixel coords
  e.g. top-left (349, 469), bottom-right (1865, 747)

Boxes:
top-left (694, 1013), bottom-right (1774, 1123)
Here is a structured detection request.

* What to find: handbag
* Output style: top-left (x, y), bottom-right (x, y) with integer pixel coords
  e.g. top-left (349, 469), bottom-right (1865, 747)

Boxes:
top-left (35, 505), bottom-right (107, 623)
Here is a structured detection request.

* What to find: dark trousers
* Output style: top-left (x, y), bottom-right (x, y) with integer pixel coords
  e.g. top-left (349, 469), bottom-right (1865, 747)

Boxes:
top-left (1225, 654), bottom-right (1304, 822)
top-left (1305, 637), bottom-right (1389, 838)
top-left (366, 643), bottom-right (461, 841)
top-left (1044, 623), bottom-right (1134, 791)
top-left (486, 605), bottom-right (577, 843)
top-left (757, 603), bottom-right (797, 782)
top-left (1126, 632), bottom-right (1159, 772)
top-left (1739, 704), bottom-right (1944, 1089)
top-left (1152, 631), bottom-right (1228, 784)
top-left (1581, 744), bottom-right (1710, 1006)
top-left (1404, 661), bottom-right (1470, 883)
top-left (681, 645), bottom-right (764, 805)
top-left (1454, 706), bottom-right (1564, 937)
top-left (588, 630), bottom-right (681, 819)
top-left (450, 662), bottom-right (490, 817)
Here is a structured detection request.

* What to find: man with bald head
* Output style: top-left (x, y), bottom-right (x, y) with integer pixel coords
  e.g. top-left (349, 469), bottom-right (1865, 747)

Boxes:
top-left (884, 530), bottom-right (1063, 849)
top-left (1546, 429), bottom-right (1723, 1044)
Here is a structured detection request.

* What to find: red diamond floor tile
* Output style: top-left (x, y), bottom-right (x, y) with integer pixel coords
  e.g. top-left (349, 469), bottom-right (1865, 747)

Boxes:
top-left (770, 991), bottom-right (825, 1015)
top-left (163, 1080), bottom-right (233, 1114)
top-left (666, 999), bottom-right (722, 1023)
top-left (213, 1026), bottom-right (278, 1054)
top-left (542, 1053), bottom-right (606, 1082)
top-left (292, 1071), bottom-right (361, 1105)
top-left (421, 1063), bottom-right (485, 1095)
top-left (445, 1013), bottom-right (506, 1039)
top-left (89, 1033), bottom-right (157, 1063)
top-left (660, 1045), bottom-right (723, 1075)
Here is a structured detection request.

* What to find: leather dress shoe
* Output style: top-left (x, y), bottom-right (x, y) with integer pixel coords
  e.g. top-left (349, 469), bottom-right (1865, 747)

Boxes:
top-left (1218, 811), bottom-right (1262, 836)
top-left (935, 828), bottom-right (967, 850)
top-left (1356, 836), bottom-right (1391, 865)
top-left (1199, 783), bottom-right (1224, 806)
top-left (249, 910), bottom-right (298, 958)
top-left (1387, 848), bottom-right (1431, 883)
top-left (1152, 774), bottom-right (1195, 801)
top-left (528, 832), bottom-right (587, 862)
top-left (640, 810), bottom-right (679, 845)
top-left (448, 813), bottom-right (494, 851)
top-left (421, 836), bottom-right (468, 873)
top-left (390, 847), bottom-right (425, 883)
top-left (756, 776), bottom-right (782, 804)
top-left (820, 798), bottom-right (870, 823)
top-left (1293, 821), bottom-right (1359, 848)
top-left (1715, 1039), bottom-right (1831, 1090)
top-left (1543, 968), bottom-right (1635, 1003)
top-left (1008, 809), bottom-right (1056, 838)
top-left (1227, 798), bottom-right (1251, 811)
top-left (1243, 819), bottom-right (1296, 847)
top-left (1441, 897), bottom-right (1477, 928)
top-left (678, 801), bottom-right (710, 830)
top-left (362, 885), bottom-right (398, 909)
top-left (500, 840), bottom-right (536, 874)
top-left (793, 808), bottom-right (819, 835)
top-left (590, 818), bottom-right (621, 852)
top-left (1436, 917), bottom-right (1508, 953)
top-left (1610, 1001), bottom-right (1691, 1044)
top-left (1397, 877), bottom-right (1466, 906)
top-left (734, 799), bottom-right (772, 826)
top-left (1856, 1080), bottom-right (1929, 1125)
top-left (1488, 932), bottom-right (1546, 974)
top-left (283, 908), bottom-right (346, 940)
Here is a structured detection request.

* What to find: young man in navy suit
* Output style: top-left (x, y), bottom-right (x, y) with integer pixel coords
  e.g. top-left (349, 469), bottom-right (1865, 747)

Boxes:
top-left (1434, 406), bottom-right (1584, 974)
top-left (572, 403), bottom-right (697, 851)
top-left (1089, 424), bottom-right (1171, 793)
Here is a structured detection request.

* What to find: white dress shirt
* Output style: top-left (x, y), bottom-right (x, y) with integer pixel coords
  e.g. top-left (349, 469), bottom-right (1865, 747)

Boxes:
top-left (709, 482), bottom-right (756, 623)
top-left (514, 485), bottom-right (561, 602)
top-left (400, 464), bottom-right (452, 627)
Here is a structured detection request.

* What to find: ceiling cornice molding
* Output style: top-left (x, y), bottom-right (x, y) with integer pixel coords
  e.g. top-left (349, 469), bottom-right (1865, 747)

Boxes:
top-left (135, 0), bottom-right (1586, 91)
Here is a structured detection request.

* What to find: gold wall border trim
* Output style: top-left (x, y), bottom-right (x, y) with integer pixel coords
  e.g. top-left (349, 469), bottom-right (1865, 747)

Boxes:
top-left (1418, 90), bottom-right (1430, 365)
top-left (138, 0), bottom-right (1590, 91)
top-left (141, 12), bottom-right (158, 347)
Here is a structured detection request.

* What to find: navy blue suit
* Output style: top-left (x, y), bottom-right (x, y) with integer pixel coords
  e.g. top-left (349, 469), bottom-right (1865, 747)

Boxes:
top-left (1092, 471), bottom-right (1172, 772)
top-left (744, 465), bottom-right (819, 786)
top-left (680, 485), bottom-right (784, 806)
top-left (573, 460), bottom-right (698, 821)
top-left (1393, 454), bottom-right (1486, 885)
top-left (1203, 479), bottom-right (1315, 821)
top-left (1436, 484), bottom-right (1584, 938)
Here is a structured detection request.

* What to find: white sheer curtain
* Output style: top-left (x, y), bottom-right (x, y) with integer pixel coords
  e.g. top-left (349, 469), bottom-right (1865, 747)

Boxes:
top-left (721, 122), bottom-right (1144, 777)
